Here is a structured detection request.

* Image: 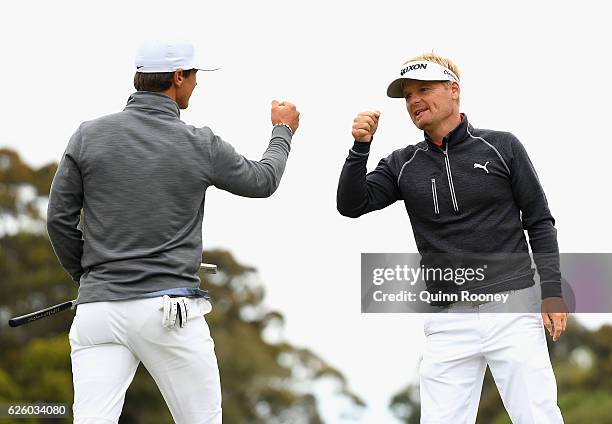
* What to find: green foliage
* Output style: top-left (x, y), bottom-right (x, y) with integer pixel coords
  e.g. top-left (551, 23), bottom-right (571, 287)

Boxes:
top-left (0, 148), bottom-right (56, 221)
top-left (0, 148), bottom-right (363, 423)
top-left (389, 383), bottom-right (419, 424)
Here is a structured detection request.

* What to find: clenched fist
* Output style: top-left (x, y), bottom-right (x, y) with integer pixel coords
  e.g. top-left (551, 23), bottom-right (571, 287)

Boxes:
top-left (352, 111), bottom-right (381, 143)
top-left (272, 100), bottom-right (300, 135)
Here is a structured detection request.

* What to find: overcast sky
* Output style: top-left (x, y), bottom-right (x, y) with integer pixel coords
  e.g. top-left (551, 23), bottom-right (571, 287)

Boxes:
top-left (2, 0), bottom-right (611, 422)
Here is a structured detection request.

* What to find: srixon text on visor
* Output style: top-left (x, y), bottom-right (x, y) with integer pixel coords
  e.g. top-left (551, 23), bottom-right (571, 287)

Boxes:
top-left (400, 63), bottom-right (428, 76)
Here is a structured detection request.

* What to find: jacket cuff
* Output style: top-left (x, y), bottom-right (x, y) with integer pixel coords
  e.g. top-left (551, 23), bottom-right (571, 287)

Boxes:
top-left (352, 140), bottom-right (371, 154)
top-left (271, 124), bottom-right (293, 145)
top-left (540, 281), bottom-right (562, 299)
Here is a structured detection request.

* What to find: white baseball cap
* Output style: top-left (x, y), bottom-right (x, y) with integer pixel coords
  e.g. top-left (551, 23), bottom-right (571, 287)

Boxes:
top-left (135, 40), bottom-right (219, 73)
top-left (386, 60), bottom-right (459, 98)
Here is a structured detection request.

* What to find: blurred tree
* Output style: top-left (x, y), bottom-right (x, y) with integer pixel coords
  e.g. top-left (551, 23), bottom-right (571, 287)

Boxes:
top-left (390, 318), bottom-right (612, 423)
top-left (0, 149), bottom-right (364, 423)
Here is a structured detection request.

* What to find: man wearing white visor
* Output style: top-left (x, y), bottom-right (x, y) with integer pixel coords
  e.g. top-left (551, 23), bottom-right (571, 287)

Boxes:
top-left (337, 53), bottom-right (567, 423)
top-left (47, 39), bottom-right (300, 423)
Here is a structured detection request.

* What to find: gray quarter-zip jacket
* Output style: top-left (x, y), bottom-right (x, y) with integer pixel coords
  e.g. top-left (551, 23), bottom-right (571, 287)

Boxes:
top-left (47, 91), bottom-right (292, 304)
top-left (337, 114), bottom-right (561, 300)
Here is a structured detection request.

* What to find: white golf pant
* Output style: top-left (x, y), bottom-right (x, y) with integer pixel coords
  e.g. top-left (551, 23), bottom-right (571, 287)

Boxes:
top-left (420, 286), bottom-right (564, 424)
top-left (69, 297), bottom-right (221, 424)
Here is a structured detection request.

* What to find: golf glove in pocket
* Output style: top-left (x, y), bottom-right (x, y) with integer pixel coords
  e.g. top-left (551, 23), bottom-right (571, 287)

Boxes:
top-left (161, 295), bottom-right (189, 329)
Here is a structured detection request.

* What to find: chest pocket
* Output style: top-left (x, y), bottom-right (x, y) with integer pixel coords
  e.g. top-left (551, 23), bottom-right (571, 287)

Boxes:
top-left (397, 152), bottom-right (446, 219)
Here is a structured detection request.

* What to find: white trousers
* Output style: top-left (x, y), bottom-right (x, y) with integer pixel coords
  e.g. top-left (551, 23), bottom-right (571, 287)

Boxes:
top-left (420, 287), bottom-right (564, 424)
top-left (69, 297), bottom-right (222, 424)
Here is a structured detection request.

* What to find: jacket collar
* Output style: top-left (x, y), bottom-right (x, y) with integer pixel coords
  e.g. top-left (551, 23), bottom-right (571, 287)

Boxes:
top-left (124, 91), bottom-right (181, 118)
top-left (424, 113), bottom-right (472, 149)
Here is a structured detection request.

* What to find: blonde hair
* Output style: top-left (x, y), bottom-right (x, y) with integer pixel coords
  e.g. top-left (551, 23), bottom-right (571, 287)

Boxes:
top-left (403, 52), bottom-right (461, 81)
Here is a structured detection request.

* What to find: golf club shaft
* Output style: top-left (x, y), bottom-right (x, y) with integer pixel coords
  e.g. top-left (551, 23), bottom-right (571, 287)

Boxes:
top-left (8, 263), bottom-right (217, 327)
top-left (8, 300), bottom-right (75, 327)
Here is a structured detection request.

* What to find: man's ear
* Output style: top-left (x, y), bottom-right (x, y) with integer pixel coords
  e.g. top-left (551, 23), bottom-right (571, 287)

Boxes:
top-left (451, 81), bottom-right (460, 101)
top-left (173, 69), bottom-right (185, 87)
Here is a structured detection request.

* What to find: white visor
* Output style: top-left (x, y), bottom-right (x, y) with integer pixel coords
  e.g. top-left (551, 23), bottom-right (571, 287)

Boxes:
top-left (135, 40), bottom-right (219, 73)
top-left (386, 60), bottom-right (459, 98)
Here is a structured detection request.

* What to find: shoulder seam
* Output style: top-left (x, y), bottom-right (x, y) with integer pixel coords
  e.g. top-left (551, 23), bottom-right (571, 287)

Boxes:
top-left (466, 127), bottom-right (511, 175)
top-left (397, 144), bottom-right (429, 185)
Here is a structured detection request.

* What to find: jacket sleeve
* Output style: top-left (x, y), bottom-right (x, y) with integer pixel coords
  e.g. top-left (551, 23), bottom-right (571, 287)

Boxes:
top-left (507, 134), bottom-right (561, 299)
top-left (46, 127), bottom-right (85, 283)
top-left (337, 141), bottom-right (400, 218)
top-left (209, 125), bottom-right (291, 198)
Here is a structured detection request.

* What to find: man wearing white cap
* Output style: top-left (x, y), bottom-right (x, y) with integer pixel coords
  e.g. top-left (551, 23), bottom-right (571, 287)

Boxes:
top-left (47, 39), bottom-right (300, 423)
top-left (337, 53), bottom-right (567, 422)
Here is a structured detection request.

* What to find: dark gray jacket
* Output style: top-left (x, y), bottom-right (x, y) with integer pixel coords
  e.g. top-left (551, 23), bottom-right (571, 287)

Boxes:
top-left (47, 91), bottom-right (292, 304)
top-left (337, 114), bottom-right (561, 299)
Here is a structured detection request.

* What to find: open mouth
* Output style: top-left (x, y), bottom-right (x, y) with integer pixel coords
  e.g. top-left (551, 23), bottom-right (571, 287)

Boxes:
top-left (415, 109), bottom-right (428, 119)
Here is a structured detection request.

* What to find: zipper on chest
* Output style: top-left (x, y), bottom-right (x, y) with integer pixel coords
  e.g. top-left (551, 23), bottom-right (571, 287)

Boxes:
top-left (430, 178), bottom-right (440, 216)
top-left (442, 144), bottom-right (459, 213)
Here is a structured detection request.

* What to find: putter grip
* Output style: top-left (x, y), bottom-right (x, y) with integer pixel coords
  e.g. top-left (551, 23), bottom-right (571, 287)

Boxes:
top-left (8, 300), bottom-right (75, 327)
top-left (200, 263), bottom-right (217, 274)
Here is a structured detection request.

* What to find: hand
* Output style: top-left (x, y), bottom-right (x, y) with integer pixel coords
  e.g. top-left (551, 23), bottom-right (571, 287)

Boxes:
top-left (352, 111), bottom-right (381, 143)
top-left (271, 100), bottom-right (300, 135)
top-left (541, 297), bottom-right (568, 342)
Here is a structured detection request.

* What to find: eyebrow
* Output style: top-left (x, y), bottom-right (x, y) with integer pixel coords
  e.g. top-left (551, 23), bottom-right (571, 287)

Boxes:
top-left (404, 82), bottom-right (434, 96)
top-left (403, 84), bottom-right (424, 95)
